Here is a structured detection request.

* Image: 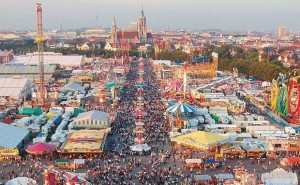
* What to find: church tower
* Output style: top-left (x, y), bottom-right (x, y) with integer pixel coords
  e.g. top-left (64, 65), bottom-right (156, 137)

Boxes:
top-left (111, 17), bottom-right (117, 43)
top-left (138, 6), bottom-right (147, 43)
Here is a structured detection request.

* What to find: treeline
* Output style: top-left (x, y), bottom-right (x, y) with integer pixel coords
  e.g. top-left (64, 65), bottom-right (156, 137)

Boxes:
top-left (157, 50), bottom-right (189, 62)
top-left (47, 48), bottom-right (142, 58)
top-left (214, 45), bottom-right (287, 81)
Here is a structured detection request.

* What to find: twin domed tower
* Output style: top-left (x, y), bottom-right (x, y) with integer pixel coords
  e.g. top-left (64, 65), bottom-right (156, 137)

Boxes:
top-left (110, 7), bottom-right (151, 44)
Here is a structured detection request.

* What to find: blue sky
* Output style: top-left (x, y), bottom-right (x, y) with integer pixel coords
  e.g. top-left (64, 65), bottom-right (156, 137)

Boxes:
top-left (0, 0), bottom-right (299, 32)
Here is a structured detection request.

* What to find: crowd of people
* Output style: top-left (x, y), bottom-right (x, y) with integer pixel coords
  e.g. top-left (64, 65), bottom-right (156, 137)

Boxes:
top-left (0, 60), bottom-right (297, 185)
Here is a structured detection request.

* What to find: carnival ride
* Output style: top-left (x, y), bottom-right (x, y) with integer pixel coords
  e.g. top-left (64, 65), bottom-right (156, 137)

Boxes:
top-left (271, 70), bottom-right (300, 124)
top-left (44, 165), bottom-right (91, 185)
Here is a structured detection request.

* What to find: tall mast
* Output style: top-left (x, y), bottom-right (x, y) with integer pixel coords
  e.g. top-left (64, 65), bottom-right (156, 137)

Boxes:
top-left (36, 3), bottom-right (45, 104)
top-left (183, 61), bottom-right (188, 101)
top-left (122, 28), bottom-right (125, 65)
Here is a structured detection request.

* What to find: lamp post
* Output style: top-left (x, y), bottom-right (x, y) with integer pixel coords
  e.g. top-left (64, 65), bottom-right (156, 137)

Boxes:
top-left (100, 97), bottom-right (104, 111)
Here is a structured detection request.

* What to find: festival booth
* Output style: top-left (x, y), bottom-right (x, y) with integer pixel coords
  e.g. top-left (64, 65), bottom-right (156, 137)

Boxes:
top-left (215, 174), bottom-right (234, 185)
top-left (25, 142), bottom-right (56, 156)
top-left (0, 148), bottom-right (20, 161)
top-left (171, 131), bottom-right (231, 157)
top-left (58, 130), bottom-right (107, 158)
top-left (194, 175), bottom-right (212, 184)
top-left (185, 159), bottom-right (202, 168)
top-left (280, 157), bottom-right (300, 167)
top-left (244, 147), bottom-right (265, 158)
top-left (220, 146), bottom-right (246, 158)
top-left (55, 159), bottom-right (85, 169)
top-left (71, 110), bottom-right (110, 130)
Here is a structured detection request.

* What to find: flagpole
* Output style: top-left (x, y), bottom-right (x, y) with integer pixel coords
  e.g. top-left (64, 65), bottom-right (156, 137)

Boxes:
top-left (183, 61), bottom-right (188, 101)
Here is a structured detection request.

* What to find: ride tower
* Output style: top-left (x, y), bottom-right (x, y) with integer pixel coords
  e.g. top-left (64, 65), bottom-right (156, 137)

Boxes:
top-left (35, 3), bottom-right (46, 104)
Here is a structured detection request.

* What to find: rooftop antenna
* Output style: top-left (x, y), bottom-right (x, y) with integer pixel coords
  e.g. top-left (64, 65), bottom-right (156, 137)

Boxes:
top-left (96, 11), bottom-right (99, 29)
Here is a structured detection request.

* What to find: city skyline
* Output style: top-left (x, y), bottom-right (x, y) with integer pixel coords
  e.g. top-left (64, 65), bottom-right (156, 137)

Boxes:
top-left (0, 0), bottom-right (300, 32)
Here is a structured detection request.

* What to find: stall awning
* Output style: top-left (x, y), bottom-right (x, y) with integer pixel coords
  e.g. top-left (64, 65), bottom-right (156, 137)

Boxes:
top-left (74, 159), bottom-right (85, 164)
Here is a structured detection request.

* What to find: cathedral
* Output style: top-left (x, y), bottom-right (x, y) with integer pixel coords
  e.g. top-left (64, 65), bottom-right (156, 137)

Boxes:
top-left (110, 8), bottom-right (153, 45)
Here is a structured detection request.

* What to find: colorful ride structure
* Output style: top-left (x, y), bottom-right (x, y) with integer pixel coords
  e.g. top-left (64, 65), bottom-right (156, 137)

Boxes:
top-left (44, 165), bottom-right (90, 185)
top-left (271, 70), bottom-right (300, 124)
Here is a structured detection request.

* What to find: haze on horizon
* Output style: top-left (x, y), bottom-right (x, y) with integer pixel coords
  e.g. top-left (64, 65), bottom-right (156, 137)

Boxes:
top-left (0, 0), bottom-right (299, 32)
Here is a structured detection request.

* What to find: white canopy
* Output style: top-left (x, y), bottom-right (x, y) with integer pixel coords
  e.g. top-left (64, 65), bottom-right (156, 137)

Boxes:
top-left (74, 159), bottom-right (85, 164)
top-left (194, 175), bottom-right (212, 181)
top-left (135, 122), bottom-right (145, 126)
top-left (130, 144), bottom-right (151, 152)
top-left (59, 82), bottom-right (85, 92)
top-left (6, 177), bottom-right (37, 185)
top-left (261, 168), bottom-right (298, 185)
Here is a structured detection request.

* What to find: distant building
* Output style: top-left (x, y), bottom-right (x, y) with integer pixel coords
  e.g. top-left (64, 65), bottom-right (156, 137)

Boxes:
top-left (0, 50), bottom-right (14, 64)
top-left (0, 77), bottom-right (36, 99)
top-left (0, 65), bottom-right (59, 81)
top-left (0, 32), bottom-right (20, 40)
top-left (129, 22), bottom-right (138, 31)
top-left (279, 25), bottom-right (287, 37)
top-left (72, 110), bottom-right (110, 130)
top-left (13, 52), bottom-right (84, 67)
top-left (80, 28), bottom-right (110, 40)
top-left (109, 8), bottom-right (153, 45)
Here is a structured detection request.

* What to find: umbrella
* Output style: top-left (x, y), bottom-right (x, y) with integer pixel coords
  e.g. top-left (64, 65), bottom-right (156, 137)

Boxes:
top-left (167, 102), bottom-right (197, 113)
top-left (26, 142), bottom-right (56, 155)
top-left (134, 111), bottom-right (147, 117)
top-left (135, 122), bottom-right (145, 126)
top-left (105, 81), bottom-right (122, 88)
top-left (135, 83), bottom-right (147, 87)
top-left (130, 144), bottom-right (151, 152)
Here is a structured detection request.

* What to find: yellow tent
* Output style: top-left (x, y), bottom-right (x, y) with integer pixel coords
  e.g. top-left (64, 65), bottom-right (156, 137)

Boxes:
top-left (171, 131), bottom-right (230, 150)
top-left (46, 111), bottom-right (55, 119)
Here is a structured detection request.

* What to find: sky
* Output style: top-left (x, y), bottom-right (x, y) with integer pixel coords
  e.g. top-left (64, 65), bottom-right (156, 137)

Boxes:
top-left (0, 0), bottom-right (300, 32)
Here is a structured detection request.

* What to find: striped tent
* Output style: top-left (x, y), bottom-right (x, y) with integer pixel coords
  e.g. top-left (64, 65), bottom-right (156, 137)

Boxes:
top-left (167, 102), bottom-right (197, 113)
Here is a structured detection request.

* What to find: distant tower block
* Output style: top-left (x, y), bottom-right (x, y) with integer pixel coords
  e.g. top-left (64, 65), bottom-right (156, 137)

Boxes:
top-left (279, 25), bottom-right (287, 37)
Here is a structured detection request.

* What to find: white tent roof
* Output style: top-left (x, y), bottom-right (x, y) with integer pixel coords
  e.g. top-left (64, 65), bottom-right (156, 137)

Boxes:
top-left (194, 175), bottom-right (212, 181)
top-left (59, 82), bottom-right (85, 92)
top-left (6, 177), bottom-right (37, 185)
top-left (14, 52), bottom-right (83, 67)
top-left (215, 174), bottom-right (234, 180)
top-left (73, 110), bottom-right (109, 123)
top-left (262, 168), bottom-right (298, 185)
top-left (0, 122), bottom-right (29, 148)
top-left (0, 77), bottom-right (32, 98)
top-left (130, 144), bottom-right (151, 152)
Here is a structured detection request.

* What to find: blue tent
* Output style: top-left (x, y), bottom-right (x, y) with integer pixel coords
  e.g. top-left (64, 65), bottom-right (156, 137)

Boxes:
top-left (205, 159), bottom-right (219, 164)
top-left (54, 117), bottom-right (62, 125)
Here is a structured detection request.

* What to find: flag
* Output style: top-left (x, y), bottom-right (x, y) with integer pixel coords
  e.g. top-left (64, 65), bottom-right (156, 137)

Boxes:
top-left (184, 61), bottom-right (188, 70)
top-left (189, 91), bottom-right (194, 102)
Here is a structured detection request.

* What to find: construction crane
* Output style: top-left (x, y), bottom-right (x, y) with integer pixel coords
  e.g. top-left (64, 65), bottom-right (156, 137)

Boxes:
top-left (35, 3), bottom-right (45, 104)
